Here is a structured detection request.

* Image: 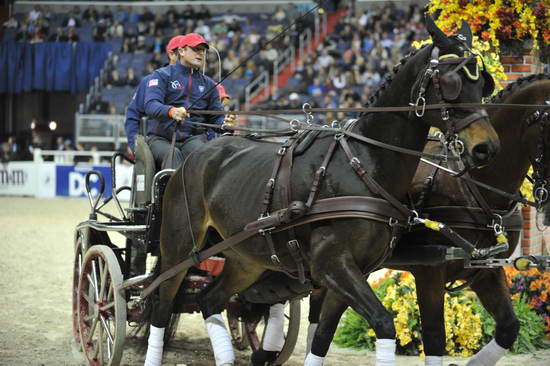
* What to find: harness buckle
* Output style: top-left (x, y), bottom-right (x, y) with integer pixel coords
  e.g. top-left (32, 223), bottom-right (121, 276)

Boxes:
top-left (350, 157), bottom-right (361, 166)
top-left (441, 109), bottom-right (450, 121)
top-left (415, 96), bottom-right (426, 117)
top-left (259, 227), bottom-right (275, 236)
top-left (388, 217), bottom-right (399, 227)
top-left (278, 147), bottom-right (287, 156)
top-left (408, 210), bottom-right (420, 226)
top-left (289, 119), bottom-right (300, 132)
top-left (270, 254), bottom-right (281, 265)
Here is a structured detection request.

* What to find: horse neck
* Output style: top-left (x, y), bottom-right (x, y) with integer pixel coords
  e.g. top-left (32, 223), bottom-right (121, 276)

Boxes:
top-left (471, 81), bottom-right (550, 207)
top-left (355, 60), bottom-right (430, 198)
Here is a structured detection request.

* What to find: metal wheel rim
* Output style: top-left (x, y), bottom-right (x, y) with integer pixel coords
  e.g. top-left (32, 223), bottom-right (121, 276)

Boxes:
top-left (78, 245), bottom-right (126, 366)
top-left (72, 233), bottom-right (85, 347)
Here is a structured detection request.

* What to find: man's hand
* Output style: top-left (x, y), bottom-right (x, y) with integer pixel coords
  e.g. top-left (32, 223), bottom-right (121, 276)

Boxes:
top-left (223, 113), bottom-right (237, 127)
top-left (169, 107), bottom-right (189, 121)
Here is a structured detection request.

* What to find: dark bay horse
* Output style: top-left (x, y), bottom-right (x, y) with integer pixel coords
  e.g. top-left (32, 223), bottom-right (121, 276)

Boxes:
top-left (144, 17), bottom-right (500, 366)
top-left (307, 73), bottom-right (550, 366)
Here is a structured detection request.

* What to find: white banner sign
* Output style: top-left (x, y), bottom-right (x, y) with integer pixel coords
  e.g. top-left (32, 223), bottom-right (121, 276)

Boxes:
top-left (0, 162), bottom-right (37, 196)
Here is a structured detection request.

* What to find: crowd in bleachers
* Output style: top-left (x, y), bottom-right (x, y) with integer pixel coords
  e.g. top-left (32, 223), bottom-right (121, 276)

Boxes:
top-left (3, 1), bottom-right (429, 152)
top-left (258, 2), bottom-right (427, 122)
top-left (2, 3), bottom-right (317, 115)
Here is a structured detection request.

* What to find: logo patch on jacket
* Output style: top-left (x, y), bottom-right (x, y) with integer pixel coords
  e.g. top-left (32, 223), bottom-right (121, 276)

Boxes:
top-left (148, 79), bottom-right (158, 87)
top-left (170, 80), bottom-right (185, 90)
top-left (199, 85), bottom-right (205, 92)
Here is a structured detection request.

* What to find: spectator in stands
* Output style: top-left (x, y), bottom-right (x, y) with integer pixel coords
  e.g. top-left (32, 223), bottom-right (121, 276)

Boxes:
top-left (113, 6), bottom-right (128, 23)
top-left (272, 6), bottom-right (286, 23)
top-left (105, 69), bottom-right (126, 88)
top-left (62, 12), bottom-right (80, 28)
top-left (55, 136), bottom-right (65, 151)
top-left (194, 20), bottom-right (211, 41)
top-left (126, 67), bottom-right (140, 88)
top-left (89, 96), bottom-right (110, 114)
top-left (92, 18), bottom-right (109, 42)
top-left (67, 27), bottom-right (80, 43)
top-left (196, 5), bottom-right (211, 21)
top-left (307, 77), bottom-right (326, 98)
top-left (48, 27), bottom-right (68, 42)
top-left (28, 5), bottom-right (42, 22)
top-left (135, 35), bottom-right (149, 53)
top-left (243, 60), bottom-right (258, 80)
top-left (82, 5), bottom-right (99, 22)
top-left (137, 7), bottom-right (153, 23)
top-left (0, 142), bottom-right (12, 163)
top-left (181, 5), bottom-right (195, 21)
top-left (109, 20), bottom-right (124, 38)
top-left (3, 16), bottom-right (19, 29)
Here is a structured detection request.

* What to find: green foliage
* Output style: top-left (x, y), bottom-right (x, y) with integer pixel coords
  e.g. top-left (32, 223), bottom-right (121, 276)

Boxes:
top-left (475, 296), bottom-right (547, 354)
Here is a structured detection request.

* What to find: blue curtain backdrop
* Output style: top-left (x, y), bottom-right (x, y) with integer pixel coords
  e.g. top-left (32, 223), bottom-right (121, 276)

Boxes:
top-left (0, 41), bottom-right (112, 94)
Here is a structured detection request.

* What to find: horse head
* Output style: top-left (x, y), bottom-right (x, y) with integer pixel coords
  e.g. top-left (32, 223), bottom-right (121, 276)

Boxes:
top-left (417, 16), bottom-right (499, 169)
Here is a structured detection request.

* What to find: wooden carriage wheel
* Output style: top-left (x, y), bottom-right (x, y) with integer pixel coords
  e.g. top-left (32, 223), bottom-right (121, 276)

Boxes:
top-left (77, 245), bottom-right (126, 366)
top-left (242, 299), bottom-right (301, 365)
top-left (72, 232), bottom-right (86, 348)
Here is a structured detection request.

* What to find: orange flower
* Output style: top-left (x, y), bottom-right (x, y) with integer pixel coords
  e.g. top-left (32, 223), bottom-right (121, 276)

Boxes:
top-left (481, 31), bottom-right (491, 40)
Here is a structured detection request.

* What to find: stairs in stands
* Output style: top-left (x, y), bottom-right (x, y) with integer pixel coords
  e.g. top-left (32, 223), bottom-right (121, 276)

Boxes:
top-left (249, 7), bottom-right (346, 107)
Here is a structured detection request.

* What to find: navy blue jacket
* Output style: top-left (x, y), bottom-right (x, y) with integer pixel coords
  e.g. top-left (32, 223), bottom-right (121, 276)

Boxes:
top-left (143, 61), bottom-right (224, 143)
top-left (124, 74), bottom-right (151, 151)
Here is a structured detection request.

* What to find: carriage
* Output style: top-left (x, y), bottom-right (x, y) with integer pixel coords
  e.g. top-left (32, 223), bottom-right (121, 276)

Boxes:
top-left (71, 136), bottom-right (303, 366)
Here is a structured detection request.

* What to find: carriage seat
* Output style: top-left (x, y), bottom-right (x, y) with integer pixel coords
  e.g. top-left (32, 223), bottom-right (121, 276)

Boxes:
top-left (131, 134), bottom-right (156, 208)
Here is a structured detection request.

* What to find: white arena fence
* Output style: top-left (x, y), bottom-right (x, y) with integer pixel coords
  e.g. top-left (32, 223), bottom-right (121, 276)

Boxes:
top-left (0, 149), bottom-right (133, 200)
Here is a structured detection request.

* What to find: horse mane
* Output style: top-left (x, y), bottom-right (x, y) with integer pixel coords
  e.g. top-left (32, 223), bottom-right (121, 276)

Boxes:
top-left (489, 73), bottom-right (550, 104)
top-left (366, 44), bottom-right (432, 107)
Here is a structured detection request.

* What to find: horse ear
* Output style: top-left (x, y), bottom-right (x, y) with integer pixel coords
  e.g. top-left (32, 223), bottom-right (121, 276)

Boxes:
top-left (457, 20), bottom-right (473, 48)
top-left (425, 14), bottom-right (450, 48)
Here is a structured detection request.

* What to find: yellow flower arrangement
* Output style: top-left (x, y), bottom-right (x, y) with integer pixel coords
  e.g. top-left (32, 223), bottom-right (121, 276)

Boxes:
top-left (427, 0), bottom-right (550, 52)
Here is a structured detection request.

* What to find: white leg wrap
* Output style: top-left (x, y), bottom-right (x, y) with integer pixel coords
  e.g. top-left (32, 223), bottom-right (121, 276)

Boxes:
top-left (466, 339), bottom-right (507, 366)
top-left (144, 325), bottom-right (164, 366)
top-left (425, 355), bottom-right (443, 366)
top-left (263, 303), bottom-right (286, 352)
top-left (204, 314), bottom-right (235, 366)
top-left (375, 339), bottom-right (396, 366)
top-left (305, 323), bottom-right (319, 356)
top-left (304, 352), bottom-right (325, 366)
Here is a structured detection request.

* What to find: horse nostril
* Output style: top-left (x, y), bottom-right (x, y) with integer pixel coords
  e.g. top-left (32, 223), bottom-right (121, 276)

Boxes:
top-left (472, 142), bottom-right (495, 165)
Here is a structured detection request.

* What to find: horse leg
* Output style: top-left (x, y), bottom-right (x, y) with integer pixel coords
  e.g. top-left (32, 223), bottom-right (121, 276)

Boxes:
top-left (305, 287), bottom-right (327, 356)
top-left (306, 225), bottom-right (396, 366)
top-left (145, 179), bottom-right (208, 366)
top-left (412, 268), bottom-right (446, 366)
top-left (305, 289), bottom-right (349, 365)
top-left (466, 268), bottom-right (519, 366)
top-left (250, 302), bottom-right (286, 365)
top-left (197, 258), bottom-right (265, 366)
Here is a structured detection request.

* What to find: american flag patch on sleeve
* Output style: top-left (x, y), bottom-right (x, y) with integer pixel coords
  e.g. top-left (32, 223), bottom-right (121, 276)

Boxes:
top-left (148, 79), bottom-right (159, 87)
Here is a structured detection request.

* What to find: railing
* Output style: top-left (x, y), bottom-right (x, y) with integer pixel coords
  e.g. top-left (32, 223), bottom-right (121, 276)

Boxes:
top-left (245, 71), bottom-right (270, 111)
top-left (272, 47), bottom-right (295, 97)
top-left (33, 149), bottom-right (116, 165)
top-left (75, 113), bottom-right (127, 149)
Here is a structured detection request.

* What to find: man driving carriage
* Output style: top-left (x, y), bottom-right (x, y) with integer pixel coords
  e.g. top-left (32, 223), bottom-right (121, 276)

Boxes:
top-left (142, 33), bottom-right (235, 170)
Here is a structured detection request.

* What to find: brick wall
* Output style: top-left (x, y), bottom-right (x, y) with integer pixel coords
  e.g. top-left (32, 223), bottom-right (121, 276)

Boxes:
top-left (519, 206), bottom-right (550, 256)
top-left (500, 50), bottom-right (550, 255)
top-left (501, 48), bottom-right (548, 256)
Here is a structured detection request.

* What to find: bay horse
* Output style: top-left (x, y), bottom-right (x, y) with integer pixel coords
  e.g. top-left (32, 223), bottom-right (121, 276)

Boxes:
top-left (144, 17), bottom-right (500, 366)
top-left (307, 73), bottom-right (550, 366)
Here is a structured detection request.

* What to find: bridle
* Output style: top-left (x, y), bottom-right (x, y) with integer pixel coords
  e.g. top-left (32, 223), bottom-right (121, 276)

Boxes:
top-left (528, 100), bottom-right (550, 214)
top-left (410, 45), bottom-right (492, 156)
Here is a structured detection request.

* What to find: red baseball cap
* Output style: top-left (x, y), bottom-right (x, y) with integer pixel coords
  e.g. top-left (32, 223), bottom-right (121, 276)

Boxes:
top-left (216, 84), bottom-right (231, 100)
top-left (166, 35), bottom-right (185, 52)
top-left (181, 33), bottom-right (209, 49)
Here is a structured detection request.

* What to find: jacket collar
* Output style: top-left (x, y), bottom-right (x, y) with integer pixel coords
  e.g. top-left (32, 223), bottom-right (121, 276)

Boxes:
top-left (175, 60), bottom-right (199, 75)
